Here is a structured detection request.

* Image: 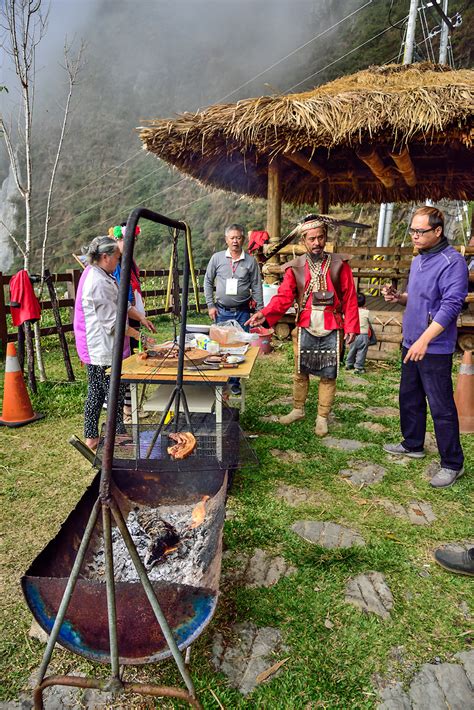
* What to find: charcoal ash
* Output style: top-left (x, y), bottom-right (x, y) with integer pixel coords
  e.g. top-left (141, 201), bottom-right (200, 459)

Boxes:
top-left (84, 502), bottom-right (223, 587)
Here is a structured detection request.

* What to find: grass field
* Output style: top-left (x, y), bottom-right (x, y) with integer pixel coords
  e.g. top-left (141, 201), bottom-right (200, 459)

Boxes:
top-left (0, 317), bottom-right (472, 708)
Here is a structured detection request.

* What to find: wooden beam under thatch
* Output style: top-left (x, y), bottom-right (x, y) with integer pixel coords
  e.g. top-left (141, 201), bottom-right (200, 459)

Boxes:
top-left (284, 151), bottom-right (327, 180)
top-left (390, 147), bottom-right (417, 187)
top-left (139, 63), bottom-right (474, 205)
top-left (356, 147), bottom-right (396, 188)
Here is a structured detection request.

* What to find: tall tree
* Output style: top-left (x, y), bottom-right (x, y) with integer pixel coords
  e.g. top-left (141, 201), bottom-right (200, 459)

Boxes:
top-left (0, 0), bottom-right (84, 380)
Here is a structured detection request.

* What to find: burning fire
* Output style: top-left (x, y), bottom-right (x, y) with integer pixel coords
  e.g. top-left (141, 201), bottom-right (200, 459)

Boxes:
top-left (189, 495), bottom-right (210, 529)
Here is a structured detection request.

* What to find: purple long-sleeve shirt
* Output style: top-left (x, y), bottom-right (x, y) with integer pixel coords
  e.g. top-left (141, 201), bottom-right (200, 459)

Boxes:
top-left (403, 245), bottom-right (468, 354)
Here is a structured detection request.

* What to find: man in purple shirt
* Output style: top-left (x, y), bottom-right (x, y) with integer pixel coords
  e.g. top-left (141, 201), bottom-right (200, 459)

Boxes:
top-left (382, 206), bottom-right (468, 488)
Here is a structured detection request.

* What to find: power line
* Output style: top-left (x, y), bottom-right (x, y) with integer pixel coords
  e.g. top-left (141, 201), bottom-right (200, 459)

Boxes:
top-left (27, 163), bottom-right (168, 245)
top-left (45, 174), bottom-right (190, 257)
top-left (286, 20), bottom-right (405, 92)
top-left (215, 0), bottom-right (374, 103)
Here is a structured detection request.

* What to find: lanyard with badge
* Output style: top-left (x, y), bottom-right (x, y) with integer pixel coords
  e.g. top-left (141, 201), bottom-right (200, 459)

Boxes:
top-left (226, 258), bottom-right (239, 295)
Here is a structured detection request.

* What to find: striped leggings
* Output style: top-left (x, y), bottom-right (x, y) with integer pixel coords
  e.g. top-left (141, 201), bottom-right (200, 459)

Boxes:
top-left (84, 364), bottom-right (126, 439)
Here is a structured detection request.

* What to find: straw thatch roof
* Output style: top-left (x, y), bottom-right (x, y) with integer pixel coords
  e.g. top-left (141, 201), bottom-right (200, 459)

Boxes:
top-left (139, 63), bottom-right (474, 206)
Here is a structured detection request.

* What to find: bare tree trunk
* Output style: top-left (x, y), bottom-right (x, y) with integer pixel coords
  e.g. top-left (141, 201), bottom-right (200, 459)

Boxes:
top-left (40, 41), bottom-right (85, 282)
top-left (1, 2), bottom-right (82, 383)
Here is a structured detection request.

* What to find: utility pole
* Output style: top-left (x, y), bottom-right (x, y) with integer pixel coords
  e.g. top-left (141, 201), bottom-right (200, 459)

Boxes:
top-left (403, 0), bottom-right (419, 63)
top-left (378, 0), bottom-right (419, 247)
top-left (438, 0), bottom-right (449, 64)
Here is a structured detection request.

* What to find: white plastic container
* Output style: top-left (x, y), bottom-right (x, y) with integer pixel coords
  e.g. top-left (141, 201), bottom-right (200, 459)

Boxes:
top-left (263, 283), bottom-right (279, 307)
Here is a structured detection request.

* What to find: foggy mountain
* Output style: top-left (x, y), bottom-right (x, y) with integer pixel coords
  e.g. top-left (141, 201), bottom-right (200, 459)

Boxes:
top-left (0, 0), bottom-right (472, 272)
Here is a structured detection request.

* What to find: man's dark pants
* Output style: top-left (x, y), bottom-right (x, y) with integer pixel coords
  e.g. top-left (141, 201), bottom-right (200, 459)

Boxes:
top-left (216, 305), bottom-right (250, 388)
top-left (400, 347), bottom-right (464, 471)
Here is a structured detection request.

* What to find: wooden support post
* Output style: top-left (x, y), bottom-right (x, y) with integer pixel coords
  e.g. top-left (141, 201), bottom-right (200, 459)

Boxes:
top-left (0, 273), bottom-right (8, 357)
top-left (266, 158), bottom-right (282, 284)
top-left (44, 270), bottom-right (75, 382)
top-left (24, 321), bottom-right (37, 394)
top-left (67, 269), bottom-right (81, 323)
top-left (319, 179), bottom-right (329, 214)
top-left (17, 325), bottom-right (25, 372)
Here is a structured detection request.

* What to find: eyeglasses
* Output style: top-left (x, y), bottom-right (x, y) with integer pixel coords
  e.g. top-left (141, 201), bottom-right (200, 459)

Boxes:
top-left (408, 227), bottom-right (438, 236)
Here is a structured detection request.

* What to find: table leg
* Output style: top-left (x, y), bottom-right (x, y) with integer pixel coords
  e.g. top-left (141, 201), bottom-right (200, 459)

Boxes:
top-left (240, 379), bottom-right (246, 414)
top-left (130, 384), bottom-right (139, 427)
top-left (215, 386), bottom-right (223, 424)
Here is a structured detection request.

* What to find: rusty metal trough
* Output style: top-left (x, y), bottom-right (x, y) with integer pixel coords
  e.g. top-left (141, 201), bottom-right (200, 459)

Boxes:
top-left (22, 462), bottom-right (227, 665)
top-left (21, 208), bottom-right (254, 708)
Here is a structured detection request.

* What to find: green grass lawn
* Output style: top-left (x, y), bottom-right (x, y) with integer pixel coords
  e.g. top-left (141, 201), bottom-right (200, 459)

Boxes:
top-left (0, 317), bottom-right (472, 708)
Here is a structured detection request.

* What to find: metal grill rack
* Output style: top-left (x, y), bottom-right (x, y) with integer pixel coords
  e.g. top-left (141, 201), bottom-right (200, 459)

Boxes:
top-left (95, 411), bottom-right (259, 473)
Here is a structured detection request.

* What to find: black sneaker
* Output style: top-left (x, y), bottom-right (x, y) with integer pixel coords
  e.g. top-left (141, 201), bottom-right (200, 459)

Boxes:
top-left (434, 546), bottom-right (474, 576)
top-left (230, 385), bottom-right (241, 396)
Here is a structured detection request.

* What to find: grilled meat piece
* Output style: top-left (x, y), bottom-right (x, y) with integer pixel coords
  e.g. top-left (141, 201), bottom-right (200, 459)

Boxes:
top-left (167, 432), bottom-right (196, 459)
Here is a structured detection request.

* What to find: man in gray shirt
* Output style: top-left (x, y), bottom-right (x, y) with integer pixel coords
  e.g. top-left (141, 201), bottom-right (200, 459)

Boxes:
top-left (204, 223), bottom-right (263, 329)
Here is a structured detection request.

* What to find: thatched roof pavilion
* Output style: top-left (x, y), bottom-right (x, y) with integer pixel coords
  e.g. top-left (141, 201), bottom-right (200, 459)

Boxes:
top-left (140, 63), bottom-right (474, 243)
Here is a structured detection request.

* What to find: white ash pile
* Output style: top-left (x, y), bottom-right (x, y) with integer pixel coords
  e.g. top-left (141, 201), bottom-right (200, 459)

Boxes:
top-left (84, 500), bottom-right (223, 587)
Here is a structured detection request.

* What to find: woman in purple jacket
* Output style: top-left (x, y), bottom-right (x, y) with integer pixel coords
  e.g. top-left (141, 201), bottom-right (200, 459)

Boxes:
top-left (382, 206), bottom-right (468, 488)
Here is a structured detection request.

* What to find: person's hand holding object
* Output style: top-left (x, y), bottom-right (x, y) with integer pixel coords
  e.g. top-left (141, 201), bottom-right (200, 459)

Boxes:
top-left (382, 284), bottom-right (401, 302)
top-left (245, 311), bottom-right (265, 328)
top-left (140, 317), bottom-right (156, 333)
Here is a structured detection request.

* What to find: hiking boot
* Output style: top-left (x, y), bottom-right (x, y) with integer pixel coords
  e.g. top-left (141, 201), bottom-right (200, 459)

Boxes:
top-left (434, 545), bottom-right (474, 576)
top-left (430, 466), bottom-right (464, 489)
top-left (383, 442), bottom-right (425, 459)
top-left (279, 408), bottom-right (305, 425)
top-left (315, 415), bottom-right (328, 437)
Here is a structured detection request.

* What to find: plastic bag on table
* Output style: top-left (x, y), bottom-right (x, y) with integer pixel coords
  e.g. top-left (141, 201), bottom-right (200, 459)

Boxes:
top-left (209, 320), bottom-right (259, 345)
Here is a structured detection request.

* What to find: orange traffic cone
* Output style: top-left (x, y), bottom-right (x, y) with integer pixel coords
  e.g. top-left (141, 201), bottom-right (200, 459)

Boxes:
top-left (0, 343), bottom-right (44, 427)
top-left (454, 350), bottom-right (474, 434)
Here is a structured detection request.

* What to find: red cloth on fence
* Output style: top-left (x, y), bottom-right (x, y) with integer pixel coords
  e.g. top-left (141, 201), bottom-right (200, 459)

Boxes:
top-left (9, 270), bottom-right (42, 326)
top-left (248, 230), bottom-right (269, 253)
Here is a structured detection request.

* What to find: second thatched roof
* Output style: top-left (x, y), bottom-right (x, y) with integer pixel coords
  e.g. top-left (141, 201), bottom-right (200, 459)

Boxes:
top-left (139, 63), bottom-right (474, 206)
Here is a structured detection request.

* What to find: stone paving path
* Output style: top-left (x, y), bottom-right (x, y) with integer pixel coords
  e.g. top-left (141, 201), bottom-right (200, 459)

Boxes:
top-left (344, 375), bottom-right (370, 387)
top-left (339, 461), bottom-right (387, 486)
top-left (267, 395), bottom-right (294, 406)
top-left (376, 499), bottom-right (437, 525)
top-left (320, 437), bottom-right (365, 452)
top-left (270, 448), bottom-right (305, 463)
top-left (0, 670), bottom-right (128, 710)
top-left (260, 414), bottom-right (281, 423)
top-left (339, 391), bottom-right (367, 400)
top-left (378, 650), bottom-right (474, 709)
top-left (224, 548), bottom-right (297, 588)
top-left (291, 520), bottom-right (365, 549)
top-left (366, 406), bottom-right (400, 418)
top-left (275, 483), bottom-right (332, 508)
top-left (345, 571), bottom-right (394, 619)
top-left (358, 421), bottom-right (389, 433)
top-left (338, 402), bottom-right (361, 412)
top-left (212, 622), bottom-right (288, 696)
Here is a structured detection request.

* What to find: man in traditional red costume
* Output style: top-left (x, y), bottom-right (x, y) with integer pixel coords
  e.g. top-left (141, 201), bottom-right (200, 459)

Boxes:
top-left (247, 214), bottom-right (359, 436)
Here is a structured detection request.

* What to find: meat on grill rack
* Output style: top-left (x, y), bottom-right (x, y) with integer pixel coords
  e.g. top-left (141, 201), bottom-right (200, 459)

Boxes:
top-left (167, 432), bottom-right (197, 459)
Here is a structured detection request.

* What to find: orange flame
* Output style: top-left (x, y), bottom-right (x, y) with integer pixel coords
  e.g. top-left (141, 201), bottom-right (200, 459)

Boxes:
top-left (189, 495), bottom-right (210, 529)
top-left (164, 546), bottom-right (178, 555)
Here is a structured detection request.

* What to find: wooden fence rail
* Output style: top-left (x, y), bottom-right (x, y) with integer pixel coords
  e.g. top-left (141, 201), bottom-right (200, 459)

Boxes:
top-left (0, 268), bottom-right (208, 355)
